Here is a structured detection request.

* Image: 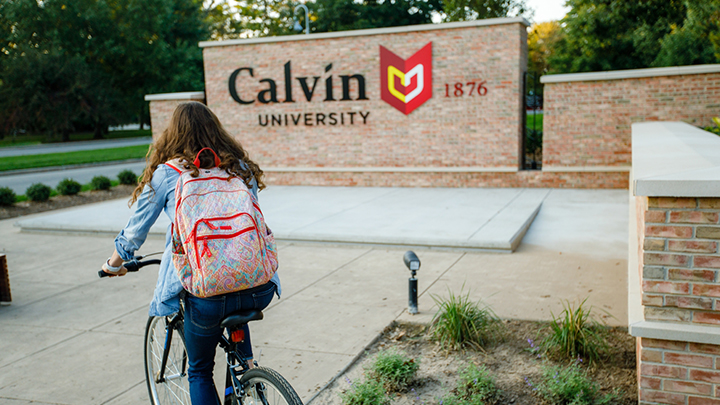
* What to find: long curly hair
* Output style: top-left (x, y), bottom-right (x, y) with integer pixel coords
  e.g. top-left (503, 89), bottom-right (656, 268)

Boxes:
top-left (130, 101), bottom-right (265, 205)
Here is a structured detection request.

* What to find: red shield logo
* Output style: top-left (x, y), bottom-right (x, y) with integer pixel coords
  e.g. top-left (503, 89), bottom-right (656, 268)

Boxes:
top-left (380, 42), bottom-right (433, 115)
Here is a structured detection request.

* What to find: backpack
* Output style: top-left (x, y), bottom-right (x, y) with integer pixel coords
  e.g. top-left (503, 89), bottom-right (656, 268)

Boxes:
top-left (167, 148), bottom-right (278, 298)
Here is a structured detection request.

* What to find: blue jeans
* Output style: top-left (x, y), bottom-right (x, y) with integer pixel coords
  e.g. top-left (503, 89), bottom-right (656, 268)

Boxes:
top-left (183, 283), bottom-right (276, 405)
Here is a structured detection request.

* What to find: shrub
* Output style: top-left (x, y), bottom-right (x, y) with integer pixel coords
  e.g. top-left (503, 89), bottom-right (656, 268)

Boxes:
top-left (443, 364), bottom-right (499, 405)
top-left (117, 169), bottom-right (138, 185)
top-left (430, 288), bottom-right (500, 350)
top-left (703, 117), bottom-right (720, 135)
top-left (367, 349), bottom-right (419, 391)
top-left (528, 363), bottom-right (616, 405)
top-left (340, 378), bottom-right (389, 405)
top-left (541, 298), bottom-right (608, 363)
top-left (90, 175), bottom-right (112, 191)
top-left (0, 187), bottom-right (16, 206)
top-left (26, 183), bottom-right (51, 202)
top-left (56, 178), bottom-right (82, 196)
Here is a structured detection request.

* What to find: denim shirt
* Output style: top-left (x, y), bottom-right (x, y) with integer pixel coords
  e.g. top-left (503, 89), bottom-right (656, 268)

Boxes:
top-left (114, 163), bottom-right (281, 317)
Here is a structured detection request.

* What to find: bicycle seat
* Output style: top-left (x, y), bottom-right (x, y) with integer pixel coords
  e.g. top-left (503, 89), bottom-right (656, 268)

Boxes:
top-left (220, 309), bottom-right (264, 328)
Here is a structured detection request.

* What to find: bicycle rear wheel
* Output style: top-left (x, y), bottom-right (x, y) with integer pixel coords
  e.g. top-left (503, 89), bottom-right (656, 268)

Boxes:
top-left (238, 367), bottom-right (303, 405)
top-left (144, 316), bottom-right (191, 405)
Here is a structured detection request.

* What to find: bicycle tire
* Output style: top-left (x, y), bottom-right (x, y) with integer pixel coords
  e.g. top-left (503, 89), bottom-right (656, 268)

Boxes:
top-left (238, 367), bottom-right (303, 405)
top-left (144, 316), bottom-right (192, 405)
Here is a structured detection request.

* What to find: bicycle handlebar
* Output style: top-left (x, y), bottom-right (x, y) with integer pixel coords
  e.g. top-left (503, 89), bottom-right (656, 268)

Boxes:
top-left (98, 258), bottom-right (161, 278)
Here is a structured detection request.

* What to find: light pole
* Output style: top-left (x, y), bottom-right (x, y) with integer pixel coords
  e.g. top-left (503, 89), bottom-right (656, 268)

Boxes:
top-left (293, 4), bottom-right (310, 35)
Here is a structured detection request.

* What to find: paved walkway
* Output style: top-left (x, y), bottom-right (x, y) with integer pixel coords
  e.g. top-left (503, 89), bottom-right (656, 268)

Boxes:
top-left (0, 137), bottom-right (152, 157)
top-left (0, 187), bottom-right (629, 404)
top-left (0, 161), bottom-right (147, 193)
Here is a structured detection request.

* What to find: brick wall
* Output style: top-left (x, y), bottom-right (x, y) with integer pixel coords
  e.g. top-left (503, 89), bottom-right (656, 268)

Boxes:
top-left (148, 97), bottom-right (206, 140)
top-left (265, 169), bottom-right (627, 188)
top-left (637, 195), bottom-right (720, 404)
top-left (543, 73), bottom-right (720, 169)
top-left (642, 197), bottom-right (720, 325)
top-left (640, 337), bottom-right (720, 405)
top-left (201, 21), bottom-right (531, 187)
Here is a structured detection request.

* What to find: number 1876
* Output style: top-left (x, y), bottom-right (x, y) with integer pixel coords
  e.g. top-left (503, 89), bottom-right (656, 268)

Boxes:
top-left (444, 81), bottom-right (488, 97)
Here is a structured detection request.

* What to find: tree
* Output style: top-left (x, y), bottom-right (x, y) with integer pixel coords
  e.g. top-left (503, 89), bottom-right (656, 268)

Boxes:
top-left (548, 0), bottom-right (687, 73)
top-left (442, 0), bottom-right (528, 22)
top-left (0, 0), bottom-right (210, 138)
top-left (527, 21), bottom-right (562, 76)
top-left (311, 0), bottom-right (441, 33)
top-left (653, 0), bottom-right (720, 67)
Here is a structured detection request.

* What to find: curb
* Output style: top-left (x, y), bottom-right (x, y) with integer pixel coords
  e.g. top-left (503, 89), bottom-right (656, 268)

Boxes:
top-left (305, 320), bottom-right (396, 405)
top-left (0, 159), bottom-right (146, 177)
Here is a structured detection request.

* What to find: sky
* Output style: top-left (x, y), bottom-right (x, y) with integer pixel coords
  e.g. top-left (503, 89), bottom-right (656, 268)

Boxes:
top-left (525, 0), bottom-right (570, 23)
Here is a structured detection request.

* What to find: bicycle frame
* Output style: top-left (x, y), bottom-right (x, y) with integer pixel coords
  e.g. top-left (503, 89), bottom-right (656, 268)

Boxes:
top-left (157, 305), bottom-right (256, 403)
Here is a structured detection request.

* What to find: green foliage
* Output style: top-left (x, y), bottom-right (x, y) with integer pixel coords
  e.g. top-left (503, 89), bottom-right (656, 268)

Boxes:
top-left (653, 1), bottom-right (720, 67)
top-left (366, 349), bottom-right (419, 392)
top-left (0, 187), bottom-right (16, 206)
top-left (442, 364), bottom-right (499, 405)
top-left (430, 288), bottom-right (501, 351)
top-left (542, 298), bottom-right (608, 363)
top-left (56, 178), bottom-right (82, 196)
top-left (549, 0), bottom-right (689, 73)
top-left (0, 145), bottom-right (148, 172)
top-left (442, 0), bottom-right (528, 22)
top-left (529, 363), bottom-right (617, 405)
top-left (0, 0), bottom-right (209, 137)
top-left (90, 176), bottom-right (112, 191)
top-left (311, 0), bottom-right (441, 33)
top-left (26, 183), bottom-right (52, 202)
top-left (340, 378), bottom-right (389, 405)
top-left (705, 117), bottom-right (720, 135)
top-left (117, 170), bottom-right (138, 185)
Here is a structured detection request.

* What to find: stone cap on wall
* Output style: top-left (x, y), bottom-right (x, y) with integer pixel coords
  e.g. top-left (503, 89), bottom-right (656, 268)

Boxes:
top-left (144, 92), bottom-right (205, 101)
top-left (540, 64), bottom-right (720, 83)
top-left (633, 122), bottom-right (720, 197)
top-left (198, 17), bottom-right (530, 48)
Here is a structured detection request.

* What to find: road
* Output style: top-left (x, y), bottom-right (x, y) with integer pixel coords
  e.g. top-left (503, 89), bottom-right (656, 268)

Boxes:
top-left (0, 137), bottom-right (152, 158)
top-left (0, 161), bottom-right (147, 194)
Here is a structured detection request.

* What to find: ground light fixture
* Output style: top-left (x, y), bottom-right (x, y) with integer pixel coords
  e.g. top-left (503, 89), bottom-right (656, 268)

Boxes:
top-left (293, 4), bottom-right (310, 35)
top-left (403, 251), bottom-right (420, 314)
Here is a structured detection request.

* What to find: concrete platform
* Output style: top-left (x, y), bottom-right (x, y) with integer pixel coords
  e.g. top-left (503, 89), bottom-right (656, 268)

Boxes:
top-left (0, 188), bottom-right (629, 405)
top-left (15, 187), bottom-right (550, 252)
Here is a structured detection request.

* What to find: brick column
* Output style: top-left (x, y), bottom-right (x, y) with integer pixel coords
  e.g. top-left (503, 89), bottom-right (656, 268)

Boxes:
top-left (145, 92), bottom-right (206, 140)
top-left (636, 197), bottom-right (720, 404)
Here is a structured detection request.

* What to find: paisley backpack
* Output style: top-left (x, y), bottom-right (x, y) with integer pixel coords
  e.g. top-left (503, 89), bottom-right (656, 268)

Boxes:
top-left (167, 148), bottom-right (278, 298)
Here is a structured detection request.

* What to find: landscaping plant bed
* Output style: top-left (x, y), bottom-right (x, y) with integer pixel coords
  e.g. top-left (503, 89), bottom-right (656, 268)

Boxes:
top-left (0, 184), bottom-right (135, 220)
top-left (312, 320), bottom-right (637, 405)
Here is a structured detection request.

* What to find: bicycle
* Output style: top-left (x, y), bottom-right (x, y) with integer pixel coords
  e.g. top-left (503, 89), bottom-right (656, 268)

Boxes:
top-left (99, 256), bottom-right (302, 405)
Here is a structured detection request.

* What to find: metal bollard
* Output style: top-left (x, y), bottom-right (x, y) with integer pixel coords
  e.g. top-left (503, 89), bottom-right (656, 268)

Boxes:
top-left (403, 251), bottom-right (420, 314)
top-left (0, 254), bottom-right (11, 304)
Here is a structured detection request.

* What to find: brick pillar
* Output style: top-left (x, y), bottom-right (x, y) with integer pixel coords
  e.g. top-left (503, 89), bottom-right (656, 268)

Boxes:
top-left (0, 254), bottom-right (11, 303)
top-left (638, 197), bottom-right (720, 404)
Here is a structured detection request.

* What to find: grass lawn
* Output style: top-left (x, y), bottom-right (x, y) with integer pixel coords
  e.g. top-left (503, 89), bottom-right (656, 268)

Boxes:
top-left (526, 112), bottom-right (543, 131)
top-left (0, 144), bottom-right (148, 172)
top-left (0, 129), bottom-right (151, 148)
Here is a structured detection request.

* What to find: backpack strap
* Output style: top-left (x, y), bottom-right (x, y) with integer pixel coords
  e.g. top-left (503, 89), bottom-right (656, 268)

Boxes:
top-left (165, 158), bottom-right (188, 174)
top-left (194, 148), bottom-right (221, 168)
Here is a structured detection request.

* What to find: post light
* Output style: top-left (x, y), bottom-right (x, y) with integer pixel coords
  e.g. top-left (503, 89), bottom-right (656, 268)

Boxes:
top-left (293, 4), bottom-right (310, 35)
top-left (403, 251), bottom-right (420, 314)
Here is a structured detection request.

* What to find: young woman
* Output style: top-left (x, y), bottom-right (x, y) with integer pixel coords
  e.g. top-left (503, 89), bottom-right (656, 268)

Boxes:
top-left (102, 101), bottom-right (280, 405)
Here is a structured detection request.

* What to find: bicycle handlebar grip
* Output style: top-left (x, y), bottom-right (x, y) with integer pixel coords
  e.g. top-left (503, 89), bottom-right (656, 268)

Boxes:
top-left (97, 260), bottom-right (143, 278)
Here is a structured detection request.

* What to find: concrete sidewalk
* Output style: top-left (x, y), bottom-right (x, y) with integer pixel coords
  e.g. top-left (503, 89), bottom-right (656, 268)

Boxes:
top-left (16, 187), bottom-right (548, 252)
top-left (0, 137), bottom-right (152, 158)
top-left (0, 187), bottom-right (628, 404)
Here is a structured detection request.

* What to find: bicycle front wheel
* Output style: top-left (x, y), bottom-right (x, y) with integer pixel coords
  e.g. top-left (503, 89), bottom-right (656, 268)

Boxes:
top-left (238, 367), bottom-right (303, 405)
top-left (144, 316), bottom-right (191, 405)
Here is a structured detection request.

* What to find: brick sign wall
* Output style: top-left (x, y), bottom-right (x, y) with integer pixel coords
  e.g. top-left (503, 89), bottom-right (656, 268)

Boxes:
top-left (200, 19), bottom-right (528, 187)
top-left (542, 69), bottom-right (720, 170)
